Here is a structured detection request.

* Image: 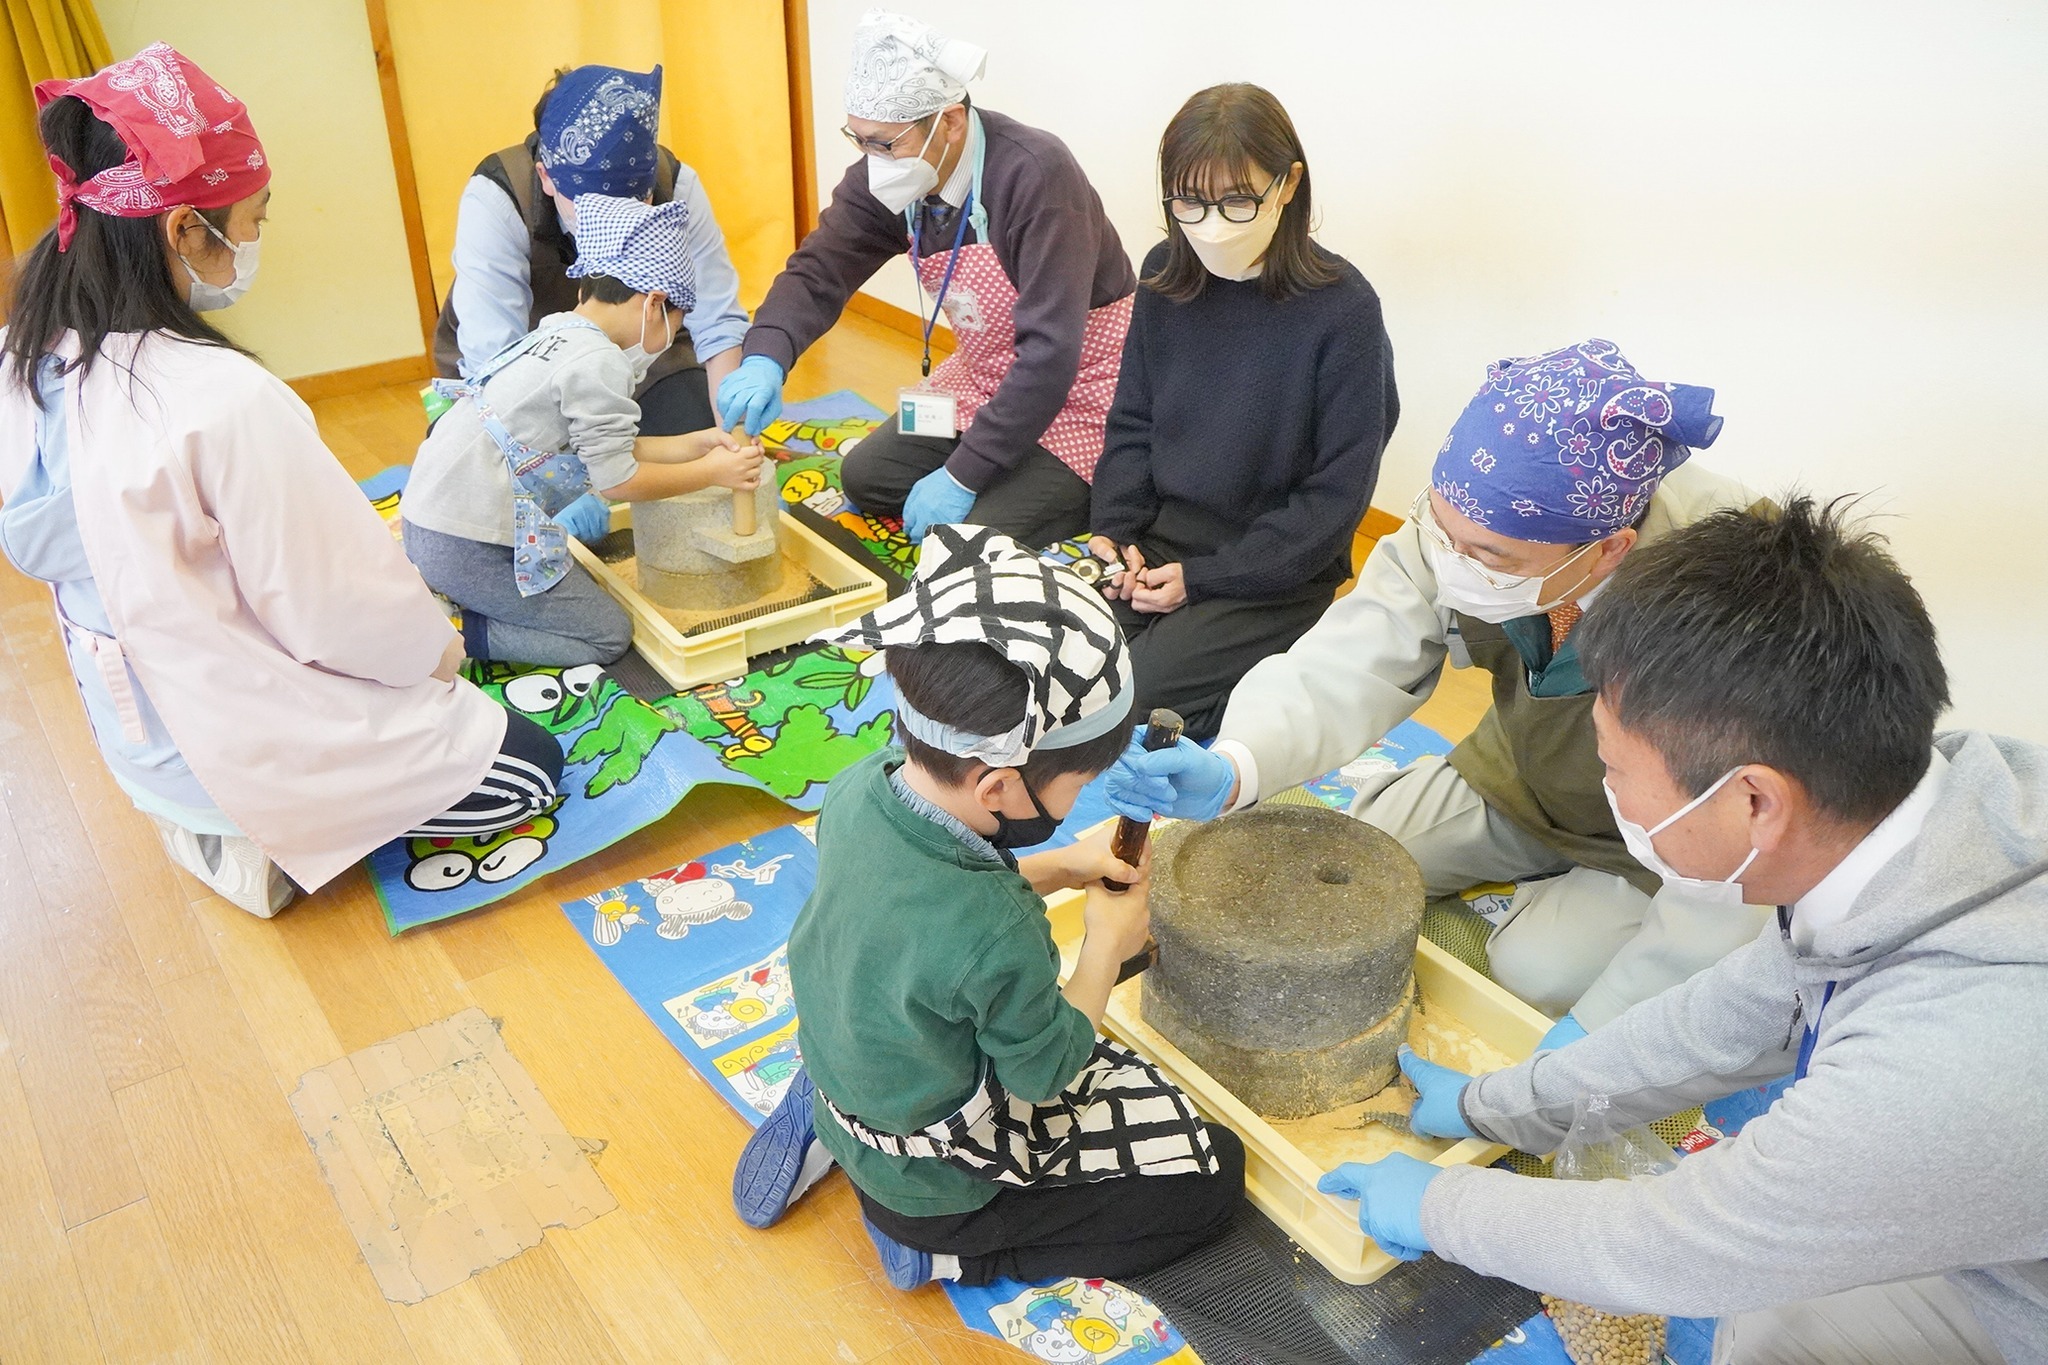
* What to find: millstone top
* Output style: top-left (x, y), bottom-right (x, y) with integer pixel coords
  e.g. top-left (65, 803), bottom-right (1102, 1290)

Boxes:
top-left (1152, 804), bottom-right (1424, 967)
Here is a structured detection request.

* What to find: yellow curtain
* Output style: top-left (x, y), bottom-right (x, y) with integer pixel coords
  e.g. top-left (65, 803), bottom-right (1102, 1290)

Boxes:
top-left (0, 0), bottom-right (111, 254)
top-left (382, 0), bottom-right (794, 312)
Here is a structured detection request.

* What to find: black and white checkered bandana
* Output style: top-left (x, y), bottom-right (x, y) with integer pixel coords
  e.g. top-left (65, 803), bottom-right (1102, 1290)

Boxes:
top-left (813, 525), bottom-right (1131, 764)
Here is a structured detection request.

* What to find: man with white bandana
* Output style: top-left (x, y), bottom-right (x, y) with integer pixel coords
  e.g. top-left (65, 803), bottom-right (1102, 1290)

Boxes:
top-left (719, 9), bottom-right (1135, 548)
top-left (1109, 340), bottom-right (1772, 1034)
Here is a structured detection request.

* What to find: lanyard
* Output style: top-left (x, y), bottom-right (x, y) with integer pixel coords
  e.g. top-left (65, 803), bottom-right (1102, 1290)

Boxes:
top-left (906, 189), bottom-right (974, 378)
top-left (1793, 980), bottom-right (1836, 1082)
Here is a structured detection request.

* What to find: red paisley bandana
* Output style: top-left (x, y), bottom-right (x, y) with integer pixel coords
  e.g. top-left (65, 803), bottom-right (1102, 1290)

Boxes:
top-left (34, 42), bottom-right (269, 251)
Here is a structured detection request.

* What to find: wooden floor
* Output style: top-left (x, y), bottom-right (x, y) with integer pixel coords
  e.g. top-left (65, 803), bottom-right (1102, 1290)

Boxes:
top-left (0, 311), bottom-right (1491, 1364)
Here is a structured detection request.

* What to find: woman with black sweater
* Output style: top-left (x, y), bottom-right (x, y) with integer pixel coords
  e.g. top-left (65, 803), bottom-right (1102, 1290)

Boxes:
top-left (1089, 84), bottom-right (1398, 739)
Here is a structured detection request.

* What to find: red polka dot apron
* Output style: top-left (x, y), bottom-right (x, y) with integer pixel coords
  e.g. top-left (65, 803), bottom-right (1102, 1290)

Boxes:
top-left (907, 122), bottom-right (1131, 483)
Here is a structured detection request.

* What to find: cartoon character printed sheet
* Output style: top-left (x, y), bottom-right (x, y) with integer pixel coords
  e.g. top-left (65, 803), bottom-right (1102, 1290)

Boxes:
top-left (562, 820), bottom-right (1199, 1364)
top-left (366, 651), bottom-right (897, 933)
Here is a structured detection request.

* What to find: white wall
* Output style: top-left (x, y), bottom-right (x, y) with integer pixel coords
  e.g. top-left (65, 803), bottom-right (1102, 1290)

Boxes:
top-left (807, 1), bottom-right (2048, 739)
top-left (97, 1), bottom-right (425, 379)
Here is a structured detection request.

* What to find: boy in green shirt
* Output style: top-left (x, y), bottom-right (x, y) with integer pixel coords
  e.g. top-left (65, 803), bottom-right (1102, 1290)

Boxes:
top-left (735, 527), bottom-right (1244, 1289)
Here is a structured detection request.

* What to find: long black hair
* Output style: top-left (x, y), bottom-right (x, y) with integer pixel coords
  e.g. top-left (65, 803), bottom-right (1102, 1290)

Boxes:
top-left (1146, 83), bottom-right (1340, 305)
top-left (3, 95), bottom-right (244, 404)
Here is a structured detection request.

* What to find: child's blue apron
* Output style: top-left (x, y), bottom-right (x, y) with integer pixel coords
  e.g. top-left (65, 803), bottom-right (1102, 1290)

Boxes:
top-left (429, 316), bottom-right (602, 597)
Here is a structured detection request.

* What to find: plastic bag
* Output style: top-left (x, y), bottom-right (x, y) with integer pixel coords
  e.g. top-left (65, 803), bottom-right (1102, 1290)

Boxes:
top-left (1543, 1094), bottom-right (1676, 1365)
top-left (1552, 1092), bottom-right (1678, 1183)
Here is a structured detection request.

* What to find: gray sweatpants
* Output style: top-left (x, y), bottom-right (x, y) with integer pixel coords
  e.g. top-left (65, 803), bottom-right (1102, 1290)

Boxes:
top-left (1711, 1275), bottom-right (2008, 1364)
top-left (402, 520), bottom-right (631, 668)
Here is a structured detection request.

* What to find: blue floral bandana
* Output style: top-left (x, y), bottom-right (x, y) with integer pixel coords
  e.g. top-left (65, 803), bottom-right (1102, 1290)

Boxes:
top-left (1432, 339), bottom-right (1723, 543)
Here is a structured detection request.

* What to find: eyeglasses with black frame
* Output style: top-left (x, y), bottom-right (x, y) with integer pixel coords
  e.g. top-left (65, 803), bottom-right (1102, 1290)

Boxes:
top-left (840, 118), bottom-right (933, 158)
top-left (1164, 171), bottom-right (1284, 226)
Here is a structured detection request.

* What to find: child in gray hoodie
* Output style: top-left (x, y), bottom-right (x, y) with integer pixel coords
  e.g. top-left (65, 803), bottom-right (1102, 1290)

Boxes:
top-left (402, 194), bottom-right (763, 666)
top-left (1320, 497), bottom-right (2047, 1364)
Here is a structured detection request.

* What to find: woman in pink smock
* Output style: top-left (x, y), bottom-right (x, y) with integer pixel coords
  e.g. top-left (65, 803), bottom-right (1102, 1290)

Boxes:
top-left (0, 44), bottom-right (562, 916)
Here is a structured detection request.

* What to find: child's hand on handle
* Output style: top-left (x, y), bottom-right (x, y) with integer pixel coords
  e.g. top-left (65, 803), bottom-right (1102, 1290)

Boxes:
top-left (1081, 873), bottom-right (1153, 965)
top-left (1063, 874), bottom-right (1153, 1026)
top-left (1025, 825), bottom-right (1146, 894)
top-left (699, 438), bottom-right (766, 493)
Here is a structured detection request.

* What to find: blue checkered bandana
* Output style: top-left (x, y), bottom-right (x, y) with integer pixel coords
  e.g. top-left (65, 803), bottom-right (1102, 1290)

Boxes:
top-left (566, 194), bottom-right (696, 311)
top-left (538, 64), bottom-right (662, 200)
top-left (1432, 339), bottom-right (1723, 543)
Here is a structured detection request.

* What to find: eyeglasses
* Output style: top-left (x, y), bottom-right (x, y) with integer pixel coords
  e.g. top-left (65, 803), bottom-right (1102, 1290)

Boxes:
top-left (1410, 487), bottom-right (1596, 589)
top-left (841, 119), bottom-right (931, 157)
top-left (1164, 172), bottom-right (1283, 226)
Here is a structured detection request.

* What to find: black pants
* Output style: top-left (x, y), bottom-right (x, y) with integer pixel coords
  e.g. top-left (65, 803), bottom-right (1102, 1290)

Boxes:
top-left (840, 416), bottom-right (1092, 548)
top-left (1113, 584), bottom-right (1335, 741)
top-left (858, 1124), bottom-right (1245, 1286)
top-left (634, 363), bottom-right (715, 436)
top-left (407, 708), bottom-right (565, 837)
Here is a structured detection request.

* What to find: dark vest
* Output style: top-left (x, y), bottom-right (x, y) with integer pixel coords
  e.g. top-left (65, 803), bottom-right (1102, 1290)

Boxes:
top-left (431, 135), bottom-right (698, 392)
top-left (1444, 614), bottom-right (1658, 895)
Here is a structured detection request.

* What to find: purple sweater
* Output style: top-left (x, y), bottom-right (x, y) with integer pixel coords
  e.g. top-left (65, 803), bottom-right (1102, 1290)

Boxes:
top-left (742, 109), bottom-right (1134, 490)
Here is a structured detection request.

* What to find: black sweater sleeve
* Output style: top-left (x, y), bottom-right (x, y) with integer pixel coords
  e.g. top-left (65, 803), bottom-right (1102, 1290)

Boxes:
top-left (1179, 287), bottom-right (1397, 602)
top-left (1088, 284), bottom-right (1161, 544)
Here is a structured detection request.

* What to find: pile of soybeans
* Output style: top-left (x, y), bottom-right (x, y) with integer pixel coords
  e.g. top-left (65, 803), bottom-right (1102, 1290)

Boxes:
top-left (1539, 1294), bottom-right (1667, 1364)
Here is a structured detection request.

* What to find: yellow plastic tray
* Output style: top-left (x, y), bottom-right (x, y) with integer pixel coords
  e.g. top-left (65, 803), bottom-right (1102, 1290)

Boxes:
top-left (1044, 869), bottom-right (1549, 1285)
top-left (569, 503), bottom-right (890, 691)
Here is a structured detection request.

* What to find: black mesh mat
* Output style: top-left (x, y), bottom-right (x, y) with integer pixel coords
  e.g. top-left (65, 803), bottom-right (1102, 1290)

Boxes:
top-left (606, 647), bottom-right (677, 703)
top-left (1127, 1206), bottom-right (1539, 1365)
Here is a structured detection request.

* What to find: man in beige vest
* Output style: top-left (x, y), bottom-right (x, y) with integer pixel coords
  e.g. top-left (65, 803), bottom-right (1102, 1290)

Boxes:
top-left (1107, 340), bottom-right (1769, 1034)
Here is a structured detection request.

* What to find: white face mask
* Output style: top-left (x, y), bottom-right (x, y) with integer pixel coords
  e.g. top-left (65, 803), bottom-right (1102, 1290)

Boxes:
top-left (182, 219), bottom-right (260, 311)
top-left (1604, 769), bottom-right (1760, 906)
top-left (865, 116), bottom-right (944, 213)
top-left (1416, 489), bottom-right (1600, 623)
top-left (1425, 535), bottom-right (1598, 624)
top-left (1179, 189), bottom-right (1285, 281)
top-left (622, 299), bottom-right (673, 385)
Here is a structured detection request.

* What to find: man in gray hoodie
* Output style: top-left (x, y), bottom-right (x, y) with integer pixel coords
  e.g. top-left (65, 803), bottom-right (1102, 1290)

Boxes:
top-left (1319, 497), bottom-right (2047, 1363)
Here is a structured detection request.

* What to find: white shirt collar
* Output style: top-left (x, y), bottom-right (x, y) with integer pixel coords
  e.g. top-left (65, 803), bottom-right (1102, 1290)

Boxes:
top-left (936, 108), bottom-right (980, 208)
top-left (1788, 748), bottom-right (1948, 950)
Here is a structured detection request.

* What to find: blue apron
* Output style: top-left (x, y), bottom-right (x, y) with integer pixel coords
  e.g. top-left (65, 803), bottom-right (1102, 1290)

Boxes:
top-left (429, 317), bottom-right (599, 597)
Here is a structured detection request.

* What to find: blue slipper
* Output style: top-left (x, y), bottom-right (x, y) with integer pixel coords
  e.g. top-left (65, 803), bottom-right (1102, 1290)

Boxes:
top-left (732, 1068), bottom-right (822, 1228)
top-left (861, 1215), bottom-right (934, 1291)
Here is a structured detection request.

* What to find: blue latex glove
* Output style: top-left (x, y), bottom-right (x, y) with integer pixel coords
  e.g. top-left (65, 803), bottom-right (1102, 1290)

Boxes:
top-left (1317, 1154), bottom-right (1441, 1261)
top-left (901, 467), bottom-right (976, 542)
top-left (1399, 1045), bottom-right (1477, 1140)
top-left (1538, 1012), bottom-right (1589, 1051)
top-left (1102, 735), bottom-right (1235, 822)
top-left (556, 493), bottom-right (612, 543)
top-left (717, 354), bottom-right (785, 435)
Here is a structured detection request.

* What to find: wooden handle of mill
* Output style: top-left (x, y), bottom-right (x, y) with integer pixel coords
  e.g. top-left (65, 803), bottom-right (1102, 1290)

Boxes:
top-left (729, 423), bottom-right (758, 536)
top-left (1102, 707), bottom-right (1185, 893)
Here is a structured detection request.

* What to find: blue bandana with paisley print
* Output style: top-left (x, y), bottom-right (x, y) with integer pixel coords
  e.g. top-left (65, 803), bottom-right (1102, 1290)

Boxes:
top-left (1432, 339), bottom-right (1723, 544)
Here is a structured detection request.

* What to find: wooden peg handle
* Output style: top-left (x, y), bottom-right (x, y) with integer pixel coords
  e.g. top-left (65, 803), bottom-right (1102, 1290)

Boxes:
top-left (730, 423), bottom-right (758, 536)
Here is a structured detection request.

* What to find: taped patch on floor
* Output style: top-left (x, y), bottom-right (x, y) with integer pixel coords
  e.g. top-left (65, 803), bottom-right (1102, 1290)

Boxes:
top-left (288, 1007), bottom-right (617, 1303)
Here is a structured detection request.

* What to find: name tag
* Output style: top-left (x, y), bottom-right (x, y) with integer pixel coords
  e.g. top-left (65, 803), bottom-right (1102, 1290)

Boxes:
top-left (899, 387), bottom-right (959, 440)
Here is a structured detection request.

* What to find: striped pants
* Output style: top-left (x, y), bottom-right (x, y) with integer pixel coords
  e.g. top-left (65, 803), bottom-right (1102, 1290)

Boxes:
top-left (406, 707), bottom-right (564, 838)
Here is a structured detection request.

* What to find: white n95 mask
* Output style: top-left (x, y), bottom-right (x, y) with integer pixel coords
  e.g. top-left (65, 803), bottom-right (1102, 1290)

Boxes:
top-left (866, 118), bottom-right (944, 213)
top-left (1604, 770), bottom-right (1759, 906)
top-left (1179, 197), bottom-right (1283, 280)
top-left (182, 220), bottom-right (260, 312)
top-left (1425, 536), bottom-right (1597, 624)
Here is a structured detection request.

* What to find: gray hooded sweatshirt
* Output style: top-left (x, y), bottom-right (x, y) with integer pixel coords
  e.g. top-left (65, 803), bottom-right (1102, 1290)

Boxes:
top-left (1421, 730), bottom-right (2048, 1363)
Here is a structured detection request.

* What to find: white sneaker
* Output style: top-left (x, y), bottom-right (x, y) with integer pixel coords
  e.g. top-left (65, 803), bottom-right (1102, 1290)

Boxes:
top-left (148, 816), bottom-right (298, 918)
